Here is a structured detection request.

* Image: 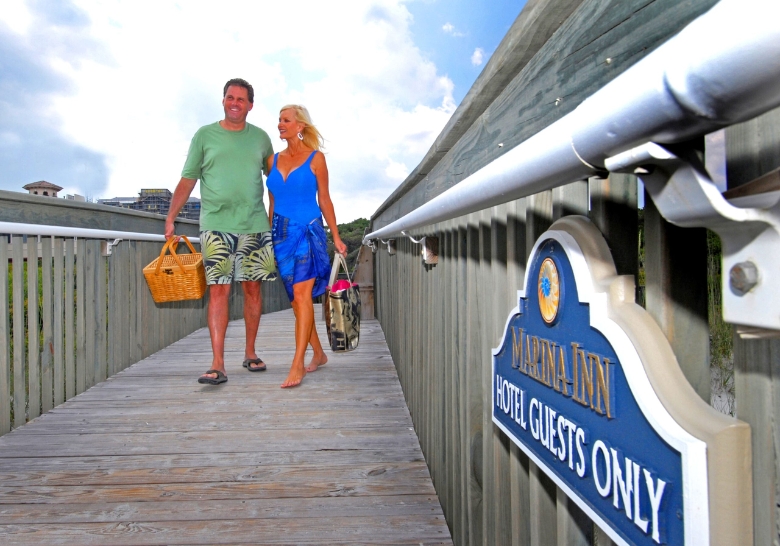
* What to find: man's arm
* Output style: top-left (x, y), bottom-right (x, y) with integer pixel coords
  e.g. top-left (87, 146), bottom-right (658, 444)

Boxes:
top-left (165, 177), bottom-right (197, 239)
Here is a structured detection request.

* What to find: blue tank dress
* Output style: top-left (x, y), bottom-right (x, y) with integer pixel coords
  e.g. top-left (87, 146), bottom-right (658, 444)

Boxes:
top-left (266, 151), bottom-right (331, 302)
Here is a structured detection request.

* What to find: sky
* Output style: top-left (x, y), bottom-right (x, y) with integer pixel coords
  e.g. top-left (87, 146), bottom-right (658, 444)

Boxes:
top-left (0, 0), bottom-right (525, 223)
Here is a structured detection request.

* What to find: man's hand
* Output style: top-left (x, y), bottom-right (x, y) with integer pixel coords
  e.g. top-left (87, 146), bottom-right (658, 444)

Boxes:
top-left (165, 177), bottom-right (197, 240)
top-left (164, 219), bottom-right (175, 240)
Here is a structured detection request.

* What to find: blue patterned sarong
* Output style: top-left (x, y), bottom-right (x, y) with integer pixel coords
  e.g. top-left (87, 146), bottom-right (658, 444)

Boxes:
top-left (271, 213), bottom-right (331, 302)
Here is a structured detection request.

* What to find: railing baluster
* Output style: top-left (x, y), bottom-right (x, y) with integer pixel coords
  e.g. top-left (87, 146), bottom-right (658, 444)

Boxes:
top-left (64, 238), bottom-right (75, 400)
top-left (27, 235), bottom-right (40, 420)
top-left (85, 240), bottom-right (96, 388)
top-left (0, 235), bottom-right (10, 434)
top-left (41, 236), bottom-right (53, 413)
top-left (76, 238), bottom-right (86, 395)
top-left (12, 235), bottom-right (25, 428)
top-left (96, 242), bottom-right (107, 383)
top-left (53, 237), bottom-right (64, 406)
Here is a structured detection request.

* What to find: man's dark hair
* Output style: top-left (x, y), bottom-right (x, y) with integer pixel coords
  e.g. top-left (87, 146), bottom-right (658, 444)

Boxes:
top-left (223, 78), bottom-right (254, 104)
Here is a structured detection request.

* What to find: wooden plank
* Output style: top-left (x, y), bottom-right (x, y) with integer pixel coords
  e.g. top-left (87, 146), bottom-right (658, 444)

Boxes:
top-left (11, 235), bottom-right (25, 429)
top-left (0, 495), bottom-right (442, 523)
top-left (589, 174), bottom-right (638, 277)
top-left (53, 237), bottom-right (64, 406)
top-left (132, 241), bottom-right (143, 365)
top-left (65, 238), bottom-right (75, 399)
top-left (556, 487), bottom-right (593, 546)
top-left (643, 195), bottom-right (710, 402)
top-left (27, 236), bottom-right (40, 420)
top-left (0, 236), bottom-right (9, 434)
top-left (465, 215), bottom-right (483, 545)
top-left (0, 516), bottom-right (450, 546)
top-left (41, 237), bottom-right (53, 413)
top-left (507, 198), bottom-right (532, 546)
top-left (75, 238), bottom-right (86, 395)
top-left (107, 239), bottom-right (117, 376)
top-left (480, 209), bottom-right (495, 546)
top-left (85, 240), bottom-right (97, 389)
top-left (490, 205), bottom-right (512, 546)
top-left (96, 244), bottom-right (107, 383)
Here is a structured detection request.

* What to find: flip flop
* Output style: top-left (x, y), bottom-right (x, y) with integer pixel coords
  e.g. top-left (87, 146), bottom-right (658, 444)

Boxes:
top-left (198, 369), bottom-right (227, 385)
top-left (243, 358), bottom-right (267, 372)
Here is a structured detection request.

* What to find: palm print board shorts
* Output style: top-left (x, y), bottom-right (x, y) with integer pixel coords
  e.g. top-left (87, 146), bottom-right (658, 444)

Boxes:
top-left (200, 231), bottom-right (278, 285)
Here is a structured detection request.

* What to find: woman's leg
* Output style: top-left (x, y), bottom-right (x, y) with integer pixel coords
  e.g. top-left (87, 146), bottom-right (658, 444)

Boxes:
top-left (283, 278), bottom-right (316, 388)
top-left (306, 319), bottom-right (328, 372)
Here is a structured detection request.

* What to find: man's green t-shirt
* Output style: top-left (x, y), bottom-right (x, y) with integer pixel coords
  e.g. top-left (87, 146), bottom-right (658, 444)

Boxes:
top-left (181, 122), bottom-right (273, 234)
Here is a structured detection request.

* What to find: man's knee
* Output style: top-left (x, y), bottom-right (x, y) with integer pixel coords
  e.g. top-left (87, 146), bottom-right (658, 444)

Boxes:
top-left (208, 283), bottom-right (231, 303)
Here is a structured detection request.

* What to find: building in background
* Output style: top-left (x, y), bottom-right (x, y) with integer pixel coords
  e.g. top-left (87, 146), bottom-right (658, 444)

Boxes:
top-left (99, 189), bottom-right (200, 220)
top-left (23, 181), bottom-right (63, 197)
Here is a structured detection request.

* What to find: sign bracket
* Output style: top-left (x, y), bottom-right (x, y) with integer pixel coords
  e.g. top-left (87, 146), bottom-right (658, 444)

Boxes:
top-left (605, 142), bottom-right (780, 338)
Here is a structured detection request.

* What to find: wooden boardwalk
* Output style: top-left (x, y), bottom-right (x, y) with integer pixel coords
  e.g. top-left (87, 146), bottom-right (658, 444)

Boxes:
top-left (0, 307), bottom-right (452, 545)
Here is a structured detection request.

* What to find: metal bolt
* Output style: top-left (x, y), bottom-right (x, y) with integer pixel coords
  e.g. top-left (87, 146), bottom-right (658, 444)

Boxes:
top-left (730, 261), bottom-right (759, 296)
top-left (554, 97), bottom-right (563, 106)
top-left (606, 57), bottom-right (613, 64)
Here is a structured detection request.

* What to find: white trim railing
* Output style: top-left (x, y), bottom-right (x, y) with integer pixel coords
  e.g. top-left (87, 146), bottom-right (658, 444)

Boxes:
top-left (0, 222), bottom-right (199, 244)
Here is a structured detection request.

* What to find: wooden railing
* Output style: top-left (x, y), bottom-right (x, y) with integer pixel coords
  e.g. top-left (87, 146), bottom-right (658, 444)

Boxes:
top-left (0, 191), bottom-right (290, 436)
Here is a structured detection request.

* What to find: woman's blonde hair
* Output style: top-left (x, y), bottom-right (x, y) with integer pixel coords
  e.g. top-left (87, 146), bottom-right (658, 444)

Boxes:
top-left (281, 104), bottom-right (324, 151)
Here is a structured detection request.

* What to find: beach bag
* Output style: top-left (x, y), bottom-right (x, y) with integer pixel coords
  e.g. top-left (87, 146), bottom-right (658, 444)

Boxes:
top-left (143, 235), bottom-right (206, 303)
top-left (325, 253), bottom-right (361, 352)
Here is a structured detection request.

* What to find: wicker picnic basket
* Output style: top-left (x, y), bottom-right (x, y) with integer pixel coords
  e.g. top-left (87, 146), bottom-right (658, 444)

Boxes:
top-left (143, 235), bottom-right (206, 303)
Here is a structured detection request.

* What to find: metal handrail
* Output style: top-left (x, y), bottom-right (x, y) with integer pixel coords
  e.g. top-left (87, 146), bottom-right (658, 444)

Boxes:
top-left (364, 0), bottom-right (780, 243)
top-left (0, 221), bottom-right (198, 244)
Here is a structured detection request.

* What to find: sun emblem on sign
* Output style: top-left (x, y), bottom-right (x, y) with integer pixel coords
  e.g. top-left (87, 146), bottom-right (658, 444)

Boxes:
top-left (538, 257), bottom-right (560, 324)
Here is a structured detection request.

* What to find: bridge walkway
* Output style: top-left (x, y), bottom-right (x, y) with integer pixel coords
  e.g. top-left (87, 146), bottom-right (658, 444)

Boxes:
top-left (0, 306), bottom-right (452, 545)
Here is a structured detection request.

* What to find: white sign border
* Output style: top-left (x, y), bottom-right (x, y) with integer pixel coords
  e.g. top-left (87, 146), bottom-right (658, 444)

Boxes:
top-left (491, 228), bottom-right (709, 546)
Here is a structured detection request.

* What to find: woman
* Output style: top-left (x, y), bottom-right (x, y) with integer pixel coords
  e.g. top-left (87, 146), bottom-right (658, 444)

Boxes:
top-left (266, 104), bottom-right (347, 388)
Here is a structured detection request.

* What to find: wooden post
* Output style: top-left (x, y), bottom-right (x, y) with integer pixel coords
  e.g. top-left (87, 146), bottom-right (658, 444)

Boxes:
top-left (64, 238), bottom-right (75, 399)
top-left (12, 236), bottom-right (25, 428)
top-left (53, 237), bottom-right (64, 406)
top-left (643, 193), bottom-right (710, 402)
top-left (27, 237), bottom-right (40, 420)
top-left (0, 236), bottom-right (10, 434)
top-left (41, 237), bottom-right (53, 413)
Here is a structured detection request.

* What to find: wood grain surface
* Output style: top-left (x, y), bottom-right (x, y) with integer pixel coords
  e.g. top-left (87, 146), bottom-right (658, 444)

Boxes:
top-left (0, 307), bottom-right (452, 545)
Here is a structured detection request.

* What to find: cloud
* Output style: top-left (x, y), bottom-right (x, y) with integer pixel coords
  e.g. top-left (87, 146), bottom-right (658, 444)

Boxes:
top-left (471, 47), bottom-right (485, 66)
top-left (0, 0), bottom-right (456, 222)
top-left (442, 22), bottom-right (465, 37)
top-left (0, 2), bottom-right (110, 197)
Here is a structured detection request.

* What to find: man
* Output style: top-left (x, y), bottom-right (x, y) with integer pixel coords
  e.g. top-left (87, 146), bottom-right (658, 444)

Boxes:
top-left (165, 78), bottom-right (276, 385)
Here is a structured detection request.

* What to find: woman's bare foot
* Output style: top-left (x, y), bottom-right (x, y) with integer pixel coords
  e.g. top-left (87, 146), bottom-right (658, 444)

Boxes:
top-left (281, 364), bottom-right (306, 388)
top-left (305, 353), bottom-right (328, 373)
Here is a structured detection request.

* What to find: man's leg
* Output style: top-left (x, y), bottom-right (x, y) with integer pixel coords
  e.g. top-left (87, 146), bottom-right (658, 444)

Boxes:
top-left (203, 283), bottom-right (232, 381)
top-left (242, 280), bottom-right (262, 362)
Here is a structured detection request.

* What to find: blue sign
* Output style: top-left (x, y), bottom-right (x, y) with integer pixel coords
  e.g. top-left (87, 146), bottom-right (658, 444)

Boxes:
top-left (492, 229), bottom-right (709, 546)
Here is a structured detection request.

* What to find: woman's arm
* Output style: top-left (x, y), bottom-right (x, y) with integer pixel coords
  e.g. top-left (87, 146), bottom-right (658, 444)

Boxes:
top-left (312, 152), bottom-right (347, 255)
top-left (266, 155), bottom-right (275, 220)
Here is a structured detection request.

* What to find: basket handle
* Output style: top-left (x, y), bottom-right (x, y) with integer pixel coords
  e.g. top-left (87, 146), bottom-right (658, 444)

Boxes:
top-left (154, 235), bottom-right (194, 275)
